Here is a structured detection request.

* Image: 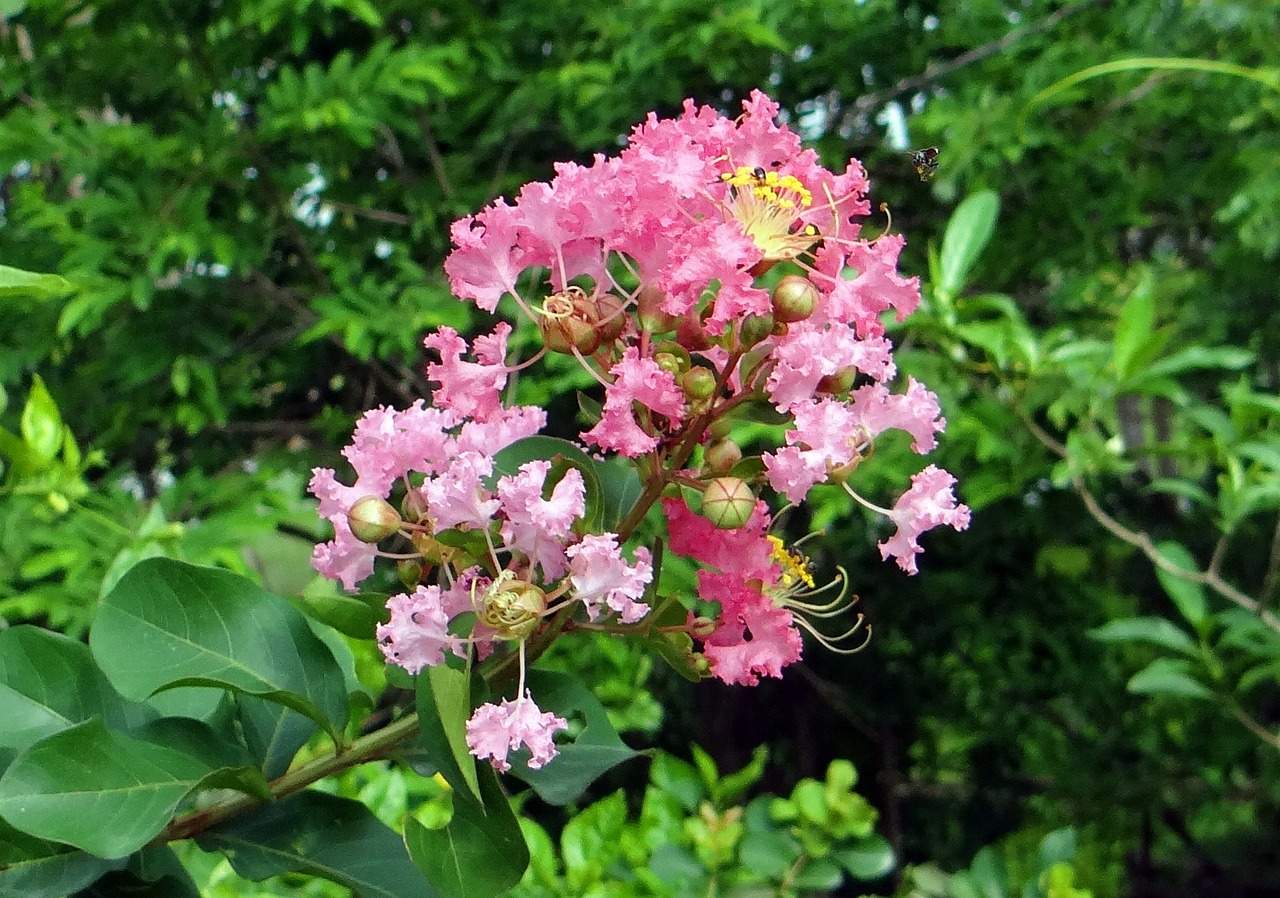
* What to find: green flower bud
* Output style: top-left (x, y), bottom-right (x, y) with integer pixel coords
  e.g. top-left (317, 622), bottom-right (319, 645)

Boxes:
top-left (681, 367), bottom-right (717, 401)
top-left (700, 477), bottom-right (755, 530)
top-left (771, 274), bottom-right (818, 323)
top-left (817, 366), bottom-right (857, 395)
top-left (348, 496), bottom-right (402, 543)
top-left (397, 558), bottom-right (424, 589)
top-left (739, 312), bottom-right (774, 348)
top-left (637, 284), bottom-right (675, 332)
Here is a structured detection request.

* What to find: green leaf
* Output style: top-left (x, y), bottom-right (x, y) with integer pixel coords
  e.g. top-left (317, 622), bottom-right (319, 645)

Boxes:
top-left (594, 455), bottom-right (644, 532)
top-left (90, 558), bottom-right (349, 738)
top-left (1088, 617), bottom-right (1196, 655)
top-left (938, 190), bottom-right (999, 298)
top-left (236, 695), bottom-right (318, 780)
top-left (0, 718), bottom-right (259, 858)
top-left (294, 584), bottom-right (387, 639)
top-left (198, 791), bottom-right (439, 898)
top-left (417, 664), bottom-right (482, 804)
top-left (509, 669), bottom-right (640, 806)
top-left (0, 266), bottom-right (73, 302)
top-left (1127, 658), bottom-right (1212, 700)
top-left (0, 819), bottom-right (122, 898)
top-left (404, 764), bottom-right (529, 898)
top-left (71, 846), bottom-right (200, 897)
top-left (966, 846), bottom-right (1010, 898)
top-left (1112, 269), bottom-right (1155, 380)
top-left (1130, 345), bottom-right (1254, 384)
top-left (832, 834), bottom-right (896, 880)
top-left (1152, 541), bottom-right (1207, 627)
top-left (1036, 827), bottom-right (1078, 871)
top-left (0, 626), bottom-right (154, 755)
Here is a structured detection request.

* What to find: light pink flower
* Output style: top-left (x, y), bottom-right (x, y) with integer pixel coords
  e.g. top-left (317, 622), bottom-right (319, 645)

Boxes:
top-left (465, 693), bottom-right (568, 772)
top-left (583, 348), bottom-right (685, 457)
top-left (423, 324), bottom-right (512, 422)
top-left (879, 465), bottom-right (971, 575)
top-left (376, 585), bottom-right (465, 673)
top-left (566, 534), bottom-right (653, 623)
top-left (499, 462), bottom-right (586, 579)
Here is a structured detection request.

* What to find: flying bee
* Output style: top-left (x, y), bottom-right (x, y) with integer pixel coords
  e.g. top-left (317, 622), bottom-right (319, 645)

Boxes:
top-left (909, 147), bottom-right (939, 182)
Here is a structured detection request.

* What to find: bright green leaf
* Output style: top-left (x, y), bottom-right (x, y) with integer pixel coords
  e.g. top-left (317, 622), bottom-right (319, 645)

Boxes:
top-left (938, 190), bottom-right (999, 298)
top-left (1152, 542), bottom-right (1208, 627)
top-left (417, 664), bottom-right (482, 804)
top-left (0, 266), bottom-right (73, 302)
top-left (404, 764), bottom-right (528, 898)
top-left (1127, 658), bottom-right (1213, 700)
top-left (1088, 617), bottom-right (1197, 655)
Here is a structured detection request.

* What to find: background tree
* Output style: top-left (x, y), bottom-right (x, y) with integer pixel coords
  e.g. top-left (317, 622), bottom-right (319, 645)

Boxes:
top-left (2, 0), bottom-right (1278, 895)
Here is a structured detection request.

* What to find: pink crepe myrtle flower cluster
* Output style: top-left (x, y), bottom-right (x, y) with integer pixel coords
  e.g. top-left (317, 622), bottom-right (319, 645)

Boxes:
top-left (309, 91), bottom-right (969, 771)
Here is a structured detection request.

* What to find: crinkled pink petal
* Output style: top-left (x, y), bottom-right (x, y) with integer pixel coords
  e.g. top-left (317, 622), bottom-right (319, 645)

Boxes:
top-left (849, 378), bottom-right (944, 453)
top-left (444, 200), bottom-right (527, 311)
top-left (567, 534), bottom-right (653, 623)
top-left (662, 497), bottom-right (775, 576)
top-left (421, 451), bottom-right (499, 532)
top-left (703, 588), bottom-right (802, 686)
top-left (424, 324), bottom-right (512, 422)
top-left (310, 517), bottom-right (377, 592)
top-left (465, 694), bottom-right (568, 772)
top-left (879, 465), bottom-right (971, 575)
top-left (377, 586), bottom-right (464, 673)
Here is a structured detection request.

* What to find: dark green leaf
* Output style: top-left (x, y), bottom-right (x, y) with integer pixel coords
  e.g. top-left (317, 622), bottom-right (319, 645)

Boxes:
top-left (0, 718), bottom-right (256, 858)
top-left (833, 834), bottom-right (896, 880)
top-left (509, 669), bottom-right (640, 805)
top-left (237, 695), bottom-right (318, 780)
top-left (198, 791), bottom-right (439, 898)
top-left (404, 764), bottom-right (528, 898)
top-left (90, 558), bottom-right (349, 737)
top-left (1127, 658), bottom-right (1213, 700)
top-left (0, 819), bottom-right (122, 898)
top-left (0, 626), bottom-right (154, 756)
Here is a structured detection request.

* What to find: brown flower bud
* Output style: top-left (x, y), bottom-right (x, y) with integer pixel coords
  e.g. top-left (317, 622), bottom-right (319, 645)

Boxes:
top-left (704, 439), bottom-right (742, 475)
top-left (739, 312), bottom-right (774, 348)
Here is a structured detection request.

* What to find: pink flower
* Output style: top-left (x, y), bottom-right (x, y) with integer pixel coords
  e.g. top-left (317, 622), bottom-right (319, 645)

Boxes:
top-left (700, 578), bottom-right (803, 686)
top-left (662, 496), bottom-right (776, 577)
top-left (377, 585), bottom-right (465, 673)
top-left (583, 348), bottom-right (685, 457)
top-left (465, 693), bottom-right (568, 772)
top-left (566, 534), bottom-right (653, 623)
top-left (423, 324), bottom-right (512, 422)
top-left (879, 465), bottom-right (971, 575)
top-left (498, 462), bottom-right (586, 579)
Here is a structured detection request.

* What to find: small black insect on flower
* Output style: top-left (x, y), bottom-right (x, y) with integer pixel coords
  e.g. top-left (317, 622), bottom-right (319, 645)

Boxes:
top-left (909, 147), bottom-right (940, 182)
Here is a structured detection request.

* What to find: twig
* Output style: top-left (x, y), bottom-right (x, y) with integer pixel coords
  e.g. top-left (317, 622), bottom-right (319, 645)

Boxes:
top-left (325, 200), bottom-right (412, 225)
top-left (417, 108), bottom-right (456, 199)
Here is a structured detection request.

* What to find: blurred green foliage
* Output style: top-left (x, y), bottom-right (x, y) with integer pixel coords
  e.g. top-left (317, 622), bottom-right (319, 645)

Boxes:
top-left (2, 0), bottom-right (1279, 894)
